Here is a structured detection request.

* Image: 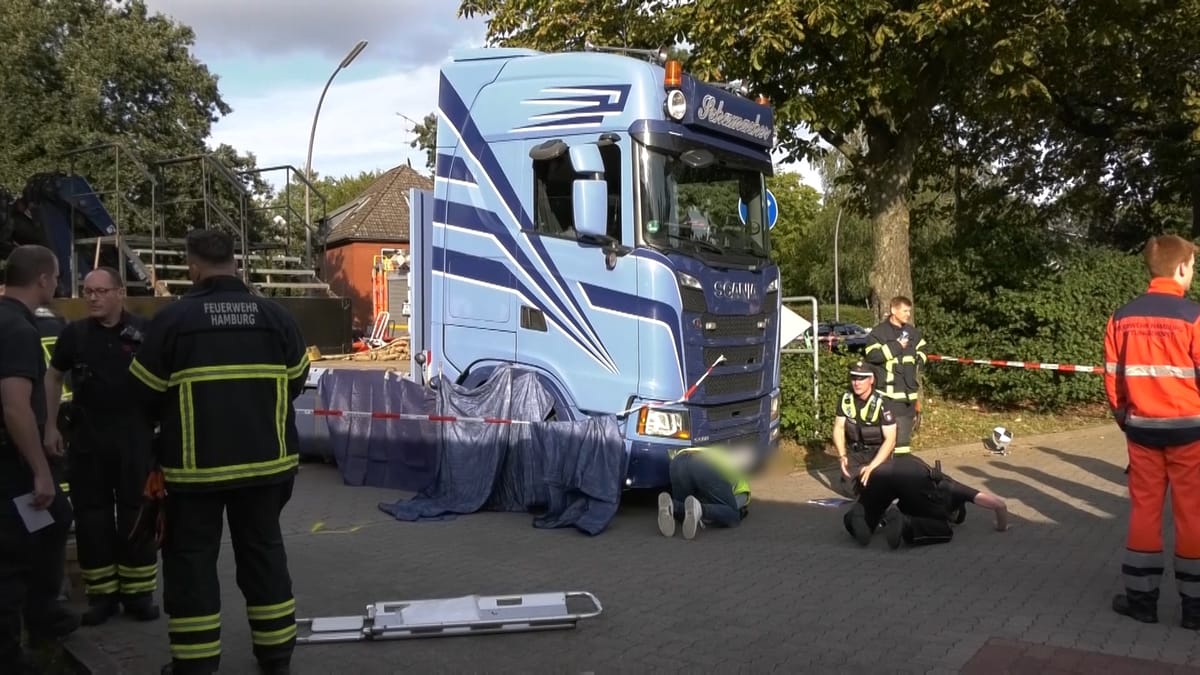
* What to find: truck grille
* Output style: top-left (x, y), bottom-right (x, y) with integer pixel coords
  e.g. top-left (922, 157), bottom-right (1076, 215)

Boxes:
top-left (704, 372), bottom-right (763, 397)
top-left (705, 345), bottom-right (763, 368)
top-left (704, 400), bottom-right (760, 423)
top-left (703, 314), bottom-right (767, 338)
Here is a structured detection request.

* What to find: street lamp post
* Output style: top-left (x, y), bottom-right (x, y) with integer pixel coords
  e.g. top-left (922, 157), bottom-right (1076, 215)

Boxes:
top-left (833, 206), bottom-right (843, 322)
top-left (304, 39), bottom-right (368, 267)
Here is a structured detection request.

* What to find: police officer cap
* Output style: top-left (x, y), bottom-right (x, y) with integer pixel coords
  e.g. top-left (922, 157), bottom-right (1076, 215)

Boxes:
top-left (848, 360), bottom-right (873, 378)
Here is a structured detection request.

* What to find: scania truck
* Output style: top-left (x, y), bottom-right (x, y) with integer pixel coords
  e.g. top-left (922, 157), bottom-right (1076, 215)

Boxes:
top-left (405, 46), bottom-right (782, 488)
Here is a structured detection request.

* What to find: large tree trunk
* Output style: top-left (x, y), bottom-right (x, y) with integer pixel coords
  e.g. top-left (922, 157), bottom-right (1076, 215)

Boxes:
top-left (864, 155), bottom-right (915, 321)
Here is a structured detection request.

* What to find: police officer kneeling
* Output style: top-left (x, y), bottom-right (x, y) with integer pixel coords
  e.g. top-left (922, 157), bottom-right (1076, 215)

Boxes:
top-left (836, 363), bottom-right (977, 550)
top-left (44, 267), bottom-right (159, 625)
top-left (834, 361), bottom-right (906, 548)
top-left (656, 445), bottom-right (751, 540)
top-left (129, 229), bottom-right (310, 675)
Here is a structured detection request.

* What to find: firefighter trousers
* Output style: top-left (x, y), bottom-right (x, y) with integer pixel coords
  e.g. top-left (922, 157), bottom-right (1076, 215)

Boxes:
top-left (0, 481), bottom-right (73, 663)
top-left (162, 478), bottom-right (295, 675)
top-left (67, 419), bottom-right (157, 602)
top-left (1122, 440), bottom-right (1200, 609)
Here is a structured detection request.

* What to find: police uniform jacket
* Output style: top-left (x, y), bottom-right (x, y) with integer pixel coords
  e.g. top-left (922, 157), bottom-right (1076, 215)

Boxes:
top-left (836, 389), bottom-right (896, 450)
top-left (129, 276), bottom-right (310, 491)
top-left (864, 321), bottom-right (928, 403)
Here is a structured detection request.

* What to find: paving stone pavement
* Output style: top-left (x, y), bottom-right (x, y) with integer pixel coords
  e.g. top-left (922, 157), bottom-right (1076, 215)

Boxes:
top-left (62, 424), bottom-right (1200, 674)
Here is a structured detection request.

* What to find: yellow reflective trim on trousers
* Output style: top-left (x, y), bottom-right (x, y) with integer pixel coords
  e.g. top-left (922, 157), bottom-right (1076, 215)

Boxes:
top-left (118, 564), bottom-right (158, 578)
top-left (168, 364), bottom-right (287, 387)
top-left (81, 565), bottom-right (117, 581)
top-left (130, 358), bottom-right (168, 392)
top-left (120, 580), bottom-right (157, 594)
top-left (276, 377), bottom-right (287, 459)
top-left (894, 446), bottom-right (912, 454)
top-left (900, 356), bottom-right (916, 364)
top-left (169, 614), bottom-right (221, 632)
top-left (252, 624), bottom-right (298, 646)
top-left (247, 599), bottom-right (296, 621)
top-left (181, 382), bottom-right (195, 470)
top-left (163, 454), bottom-right (299, 485)
top-left (86, 580), bottom-right (119, 594)
top-left (287, 354), bottom-right (309, 379)
top-left (171, 641), bottom-right (221, 660)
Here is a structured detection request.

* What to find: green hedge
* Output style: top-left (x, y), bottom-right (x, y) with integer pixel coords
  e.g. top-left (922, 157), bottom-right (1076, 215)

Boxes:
top-left (918, 247), bottom-right (1148, 409)
top-left (778, 350), bottom-right (861, 442)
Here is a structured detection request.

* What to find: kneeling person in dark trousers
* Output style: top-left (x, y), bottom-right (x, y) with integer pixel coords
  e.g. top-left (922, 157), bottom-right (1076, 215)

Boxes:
top-left (886, 456), bottom-right (1011, 548)
top-left (834, 361), bottom-right (906, 548)
top-left (657, 445), bottom-right (751, 540)
top-left (44, 267), bottom-right (160, 625)
top-left (0, 246), bottom-right (80, 673)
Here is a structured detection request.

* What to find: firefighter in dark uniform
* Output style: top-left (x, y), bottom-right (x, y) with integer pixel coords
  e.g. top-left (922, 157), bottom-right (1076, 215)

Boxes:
top-left (0, 245), bottom-right (79, 673)
top-left (129, 229), bottom-right (309, 675)
top-left (44, 267), bottom-right (160, 625)
top-left (864, 295), bottom-right (927, 455)
top-left (834, 360), bottom-right (906, 547)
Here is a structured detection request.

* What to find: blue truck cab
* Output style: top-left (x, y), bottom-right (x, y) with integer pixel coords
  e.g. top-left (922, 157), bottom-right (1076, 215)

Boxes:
top-left (407, 47), bottom-right (782, 488)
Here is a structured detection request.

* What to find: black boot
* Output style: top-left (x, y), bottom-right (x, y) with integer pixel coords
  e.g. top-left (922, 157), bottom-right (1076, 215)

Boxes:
top-left (1113, 589), bottom-right (1159, 624)
top-left (843, 503), bottom-right (870, 546)
top-left (883, 505), bottom-right (904, 550)
top-left (122, 594), bottom-right (161, 622)
top-left (259, 657), bottom-right (291, 675)
top-left (1182, 595), bottom-right (1200, 630)
top-left (81, 594), bottom-right (120, 626)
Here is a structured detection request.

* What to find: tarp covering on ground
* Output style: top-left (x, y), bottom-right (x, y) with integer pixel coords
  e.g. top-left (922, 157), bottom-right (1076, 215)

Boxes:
top-left (317, 365), bottom-right (628, 535)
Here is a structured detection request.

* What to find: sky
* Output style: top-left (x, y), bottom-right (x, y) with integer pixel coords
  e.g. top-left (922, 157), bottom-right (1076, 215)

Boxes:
top-left (142, 0), bottom-right (822, 194)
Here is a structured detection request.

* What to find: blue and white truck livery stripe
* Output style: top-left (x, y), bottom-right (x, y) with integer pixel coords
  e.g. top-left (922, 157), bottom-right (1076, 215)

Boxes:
top-left (407, 47), bottom-right (782, 488)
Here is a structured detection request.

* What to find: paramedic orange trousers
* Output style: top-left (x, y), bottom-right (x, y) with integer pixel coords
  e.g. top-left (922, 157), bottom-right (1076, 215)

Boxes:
top-left (1124, 440), bottom-right (1200, 604)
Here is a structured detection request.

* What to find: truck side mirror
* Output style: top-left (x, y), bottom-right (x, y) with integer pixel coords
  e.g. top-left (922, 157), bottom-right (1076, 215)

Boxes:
top-left (572, 179), bottom-right (608, 240)
top-left (569, 144), bottom-right (606, 174)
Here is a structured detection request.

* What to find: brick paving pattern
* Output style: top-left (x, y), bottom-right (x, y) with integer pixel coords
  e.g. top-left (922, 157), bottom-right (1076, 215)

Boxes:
top-left (61, 425), bottom-right (1200, 673)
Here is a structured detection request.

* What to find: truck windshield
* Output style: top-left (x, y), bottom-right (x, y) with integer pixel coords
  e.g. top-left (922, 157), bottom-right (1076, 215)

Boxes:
top-left (636, 140), bottom-right (769, 263)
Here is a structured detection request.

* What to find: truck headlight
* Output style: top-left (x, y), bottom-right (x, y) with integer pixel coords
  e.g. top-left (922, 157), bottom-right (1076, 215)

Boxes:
top-left (677, 272), bottom-right (702, 290)
top-left (637, 407), bottom-right (691, 440)
top-left (767, 278), bottom-right (779, 292)
top-left (770, 393), bottom-right (780, 421)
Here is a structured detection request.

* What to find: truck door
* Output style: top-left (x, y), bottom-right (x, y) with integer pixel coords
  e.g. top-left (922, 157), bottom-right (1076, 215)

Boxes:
top-left (435, 150), bottom-right (518, 379)
top-left (516, 137), bottom-right (640, 414)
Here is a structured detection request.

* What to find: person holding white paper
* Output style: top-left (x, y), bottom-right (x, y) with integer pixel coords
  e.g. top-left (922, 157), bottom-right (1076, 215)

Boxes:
top-left (0, 245), bottom-right (79, 672)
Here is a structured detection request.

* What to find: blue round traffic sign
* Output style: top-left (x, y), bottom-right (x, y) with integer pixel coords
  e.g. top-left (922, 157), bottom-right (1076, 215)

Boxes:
top-left (738, 189), bottom-right (780, 229)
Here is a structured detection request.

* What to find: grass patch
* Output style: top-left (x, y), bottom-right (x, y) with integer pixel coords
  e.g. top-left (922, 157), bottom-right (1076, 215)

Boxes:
top-left (773, 397), bottom-right (1111, 472)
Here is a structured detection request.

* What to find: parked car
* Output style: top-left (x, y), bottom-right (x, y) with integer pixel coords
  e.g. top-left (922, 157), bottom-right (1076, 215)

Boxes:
top-left (818, 322), bottom-right (870, 353)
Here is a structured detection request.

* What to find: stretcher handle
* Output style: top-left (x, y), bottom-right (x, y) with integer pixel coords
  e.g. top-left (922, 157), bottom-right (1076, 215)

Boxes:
top-left (565, 591), bottom-right (604, 619)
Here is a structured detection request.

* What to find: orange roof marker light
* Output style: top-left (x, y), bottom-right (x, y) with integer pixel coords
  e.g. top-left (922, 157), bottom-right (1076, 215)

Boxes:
top-left (757, 94), bottom-right (770, 105)
top-left (664, 59), bottom-right (682, 88)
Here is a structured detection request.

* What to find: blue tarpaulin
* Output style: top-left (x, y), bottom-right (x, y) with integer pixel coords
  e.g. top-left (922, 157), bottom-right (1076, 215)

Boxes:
top-left (317, 366), bottom-right (628, 535)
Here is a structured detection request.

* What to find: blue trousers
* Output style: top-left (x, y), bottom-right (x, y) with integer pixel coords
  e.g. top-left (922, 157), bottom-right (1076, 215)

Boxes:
top-left (668, 454), bottom-right (742, 527)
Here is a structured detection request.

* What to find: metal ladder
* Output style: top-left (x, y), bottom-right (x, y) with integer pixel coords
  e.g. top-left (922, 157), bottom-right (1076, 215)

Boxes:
top-left (296, 591), bottom-right (603, 644)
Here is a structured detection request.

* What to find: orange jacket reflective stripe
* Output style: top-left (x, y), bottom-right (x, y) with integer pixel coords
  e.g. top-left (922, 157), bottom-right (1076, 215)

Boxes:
top-left (1104, 277), bottom-right (1200, 447)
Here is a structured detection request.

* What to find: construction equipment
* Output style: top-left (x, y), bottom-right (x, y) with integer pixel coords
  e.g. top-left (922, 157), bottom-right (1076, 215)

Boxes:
top-left (296, 591), bottom-right (603, 644)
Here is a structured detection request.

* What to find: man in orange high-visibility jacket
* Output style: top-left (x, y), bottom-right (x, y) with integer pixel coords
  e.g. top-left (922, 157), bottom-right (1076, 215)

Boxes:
top-left (1105, 233), bottom-right (1200, 629)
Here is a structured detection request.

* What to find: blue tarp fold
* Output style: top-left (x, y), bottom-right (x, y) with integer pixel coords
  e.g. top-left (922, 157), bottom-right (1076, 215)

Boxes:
top-left (317, 365), bottom-right (627, 535)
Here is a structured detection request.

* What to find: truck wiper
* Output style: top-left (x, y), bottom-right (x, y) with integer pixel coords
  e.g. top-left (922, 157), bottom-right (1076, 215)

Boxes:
top-left (687, 238), bottom-right (726, 256)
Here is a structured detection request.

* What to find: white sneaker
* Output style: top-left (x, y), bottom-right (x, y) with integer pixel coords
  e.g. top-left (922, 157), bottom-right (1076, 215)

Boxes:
top-left (682, 496), bottom-right (702, 540)
top-left (657, 492), bottom-right (675, 537)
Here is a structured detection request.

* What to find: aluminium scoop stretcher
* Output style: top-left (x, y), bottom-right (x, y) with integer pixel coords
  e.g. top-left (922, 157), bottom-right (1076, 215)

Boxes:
top-left (296, 591), bottom-right (603, 644)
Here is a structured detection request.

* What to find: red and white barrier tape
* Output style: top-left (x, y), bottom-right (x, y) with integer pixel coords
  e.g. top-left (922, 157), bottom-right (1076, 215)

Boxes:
top-left (295, 408), bottom-right (534, 425)
top-left (613, 354), bottom-right (727, 417)
top-left (926, 354), bottom-right (1100, 373)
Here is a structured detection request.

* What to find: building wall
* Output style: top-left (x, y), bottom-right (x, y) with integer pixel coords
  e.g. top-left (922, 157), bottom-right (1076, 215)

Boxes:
top-left (321, 240), bottom-right (409, 334)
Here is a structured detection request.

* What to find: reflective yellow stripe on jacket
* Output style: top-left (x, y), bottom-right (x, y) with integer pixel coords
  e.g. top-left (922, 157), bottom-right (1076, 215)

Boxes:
top-left (131, 361), bottom-right (301, 486)
top-left (41, 337), bottom-right (72, 402)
